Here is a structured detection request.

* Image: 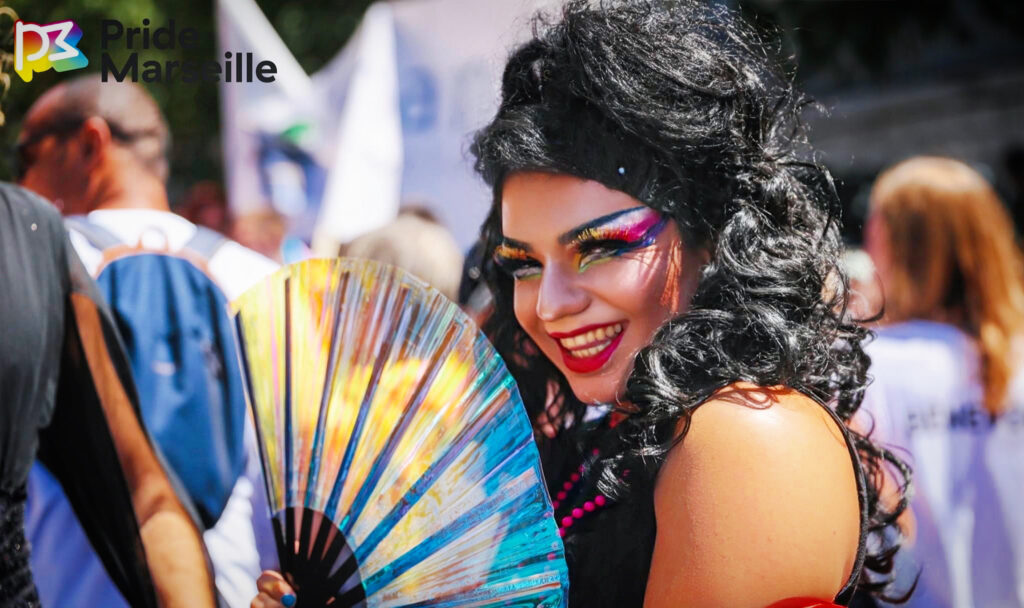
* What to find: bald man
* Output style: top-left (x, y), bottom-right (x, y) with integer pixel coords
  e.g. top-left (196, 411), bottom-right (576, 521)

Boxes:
top-left (18, 74), bottom-right (277, 607)
top-left (18, 74), bottom-right (171, 216)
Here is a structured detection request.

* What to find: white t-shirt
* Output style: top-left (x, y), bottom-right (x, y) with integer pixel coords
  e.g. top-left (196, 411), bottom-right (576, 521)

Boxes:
top-left (863, 320), bottom-right (1024, 608)
top-left (25, 209), bottom-right (280, 608)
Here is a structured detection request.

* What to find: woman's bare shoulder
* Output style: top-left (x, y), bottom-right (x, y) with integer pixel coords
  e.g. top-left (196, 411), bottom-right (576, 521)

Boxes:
top-left (644, 383), bottom-right (861, 607)
top-left (676, 383), bottom-right (853, 456)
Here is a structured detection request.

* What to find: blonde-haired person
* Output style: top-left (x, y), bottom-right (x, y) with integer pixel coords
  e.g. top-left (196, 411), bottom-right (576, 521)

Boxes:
top-left (342, 209), bottom-right (464, 302)
top-left (863, 156), bottom-right (1024, 608)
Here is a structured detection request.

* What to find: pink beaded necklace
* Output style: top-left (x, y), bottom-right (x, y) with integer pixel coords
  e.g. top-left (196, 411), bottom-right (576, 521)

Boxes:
top-left (552, 448), bottom-right (612, 537)
top-left (551, 411), bottom-right (627, 537)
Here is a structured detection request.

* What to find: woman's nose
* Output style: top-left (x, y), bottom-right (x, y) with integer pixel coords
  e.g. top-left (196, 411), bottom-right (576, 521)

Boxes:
top-left (536, 264), bottom-right (589, 322)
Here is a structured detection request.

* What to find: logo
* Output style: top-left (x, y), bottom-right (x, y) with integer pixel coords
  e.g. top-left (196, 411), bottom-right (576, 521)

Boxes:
top-left (14, 20), bottom-right (89, 82)
top-left (99, 20), bottom-right (277, 84)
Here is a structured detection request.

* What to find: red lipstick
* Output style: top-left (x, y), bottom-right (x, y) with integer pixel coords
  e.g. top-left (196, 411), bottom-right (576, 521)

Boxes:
top-left (548, 321), bottom-right (628, 374)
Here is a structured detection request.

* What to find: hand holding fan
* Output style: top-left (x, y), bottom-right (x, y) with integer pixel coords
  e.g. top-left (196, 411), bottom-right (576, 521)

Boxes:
top-left (231, 258), bottom-right (568, 607)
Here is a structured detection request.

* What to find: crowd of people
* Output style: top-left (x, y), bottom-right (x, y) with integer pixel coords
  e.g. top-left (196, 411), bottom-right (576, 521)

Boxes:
top-left (1, 1), bottom-right (1022, 607)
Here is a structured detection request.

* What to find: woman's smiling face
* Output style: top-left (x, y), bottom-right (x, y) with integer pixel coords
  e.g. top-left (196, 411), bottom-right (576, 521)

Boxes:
top-left (497, 172), bottom-right (704, 404)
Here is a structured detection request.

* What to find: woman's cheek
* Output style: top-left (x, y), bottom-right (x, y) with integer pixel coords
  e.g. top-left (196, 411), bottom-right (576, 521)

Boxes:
top-left (512, 282), bottom-right (541, 340)
top-left (584, 251), bottom-right (665, 306)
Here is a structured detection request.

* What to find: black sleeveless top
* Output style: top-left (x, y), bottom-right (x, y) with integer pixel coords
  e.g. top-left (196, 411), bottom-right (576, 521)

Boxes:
top-left (0, 184), bottom-right (158, 607)
top-left (538, 400), bottom-right (870, 608)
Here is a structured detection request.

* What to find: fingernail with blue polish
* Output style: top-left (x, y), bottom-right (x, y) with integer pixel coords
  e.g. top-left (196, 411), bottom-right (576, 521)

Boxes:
top-left (282, 593), bottom-right (296, 607)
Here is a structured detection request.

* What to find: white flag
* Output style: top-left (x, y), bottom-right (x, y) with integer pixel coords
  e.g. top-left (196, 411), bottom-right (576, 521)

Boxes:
top-left (311, 2), bottom-right (403, 255)
top-left (389, 0), bottom-right (559, 249)
top-left (217, 0), bottom-right (329, 241)
top-left (310, 0), bottom-right (558, 252)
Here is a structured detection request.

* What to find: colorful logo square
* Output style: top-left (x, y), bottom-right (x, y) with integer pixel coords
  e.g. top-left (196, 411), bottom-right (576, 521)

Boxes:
top-left (14, 20), bottom-right (89, 83)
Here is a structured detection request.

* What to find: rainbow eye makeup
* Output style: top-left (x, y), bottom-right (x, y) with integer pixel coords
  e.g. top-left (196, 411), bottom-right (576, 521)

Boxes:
top-left (494, 206), bottom-right (668, 281)
top-left (565, 206), bottom-right (667, 272)
top-left (493, 242), bottom-right (542, 280)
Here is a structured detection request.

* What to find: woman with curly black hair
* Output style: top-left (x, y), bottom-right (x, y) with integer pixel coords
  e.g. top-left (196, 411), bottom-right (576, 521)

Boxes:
top-left (471, 0), bottom-right (912, 605)
top-left (254, 1), bottom-right (910, 607)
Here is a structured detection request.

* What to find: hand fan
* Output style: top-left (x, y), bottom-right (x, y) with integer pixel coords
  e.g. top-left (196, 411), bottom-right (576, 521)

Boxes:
top-left (231, 258), bottom-right (568, 607)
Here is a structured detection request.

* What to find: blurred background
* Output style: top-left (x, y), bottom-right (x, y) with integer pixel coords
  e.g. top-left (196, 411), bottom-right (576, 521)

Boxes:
top-left (4, 0), bottom-right (1024, 257)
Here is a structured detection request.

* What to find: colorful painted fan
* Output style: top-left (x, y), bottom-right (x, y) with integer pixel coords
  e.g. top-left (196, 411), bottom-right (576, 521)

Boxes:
top-left (231, 258), bottom-right (568, 607)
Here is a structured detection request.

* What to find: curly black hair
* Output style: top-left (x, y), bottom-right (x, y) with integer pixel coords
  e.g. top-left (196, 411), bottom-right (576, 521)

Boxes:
top-left (472, 0), bottom-right (912, 600)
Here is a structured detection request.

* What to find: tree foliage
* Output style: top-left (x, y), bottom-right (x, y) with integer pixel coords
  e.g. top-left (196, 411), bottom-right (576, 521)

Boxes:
top-left (0, 0), bottom-right (372, 201)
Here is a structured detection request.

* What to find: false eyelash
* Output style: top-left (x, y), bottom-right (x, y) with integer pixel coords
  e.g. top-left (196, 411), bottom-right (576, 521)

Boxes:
top-left (574, 239), bottom-right (640, 265)
top-left (493, 255), bottom-right (541, 279)
top-left (575, 238), bottom-right (630, 254)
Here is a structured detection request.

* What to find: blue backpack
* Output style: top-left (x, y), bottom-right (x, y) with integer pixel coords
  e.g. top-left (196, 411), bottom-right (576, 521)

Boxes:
top-left (65, 217), bottom-right (247, 529)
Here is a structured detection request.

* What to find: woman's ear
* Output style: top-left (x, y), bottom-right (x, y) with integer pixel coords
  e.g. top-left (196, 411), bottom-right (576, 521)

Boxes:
top-left (660, 237), bottom-right (683, 312)
top-left (661, 236), bottom-right (708, 315)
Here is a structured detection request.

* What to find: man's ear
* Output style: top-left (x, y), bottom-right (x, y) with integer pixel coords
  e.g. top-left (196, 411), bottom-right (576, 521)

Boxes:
top-left (78, 116), bottom-right (112, 169)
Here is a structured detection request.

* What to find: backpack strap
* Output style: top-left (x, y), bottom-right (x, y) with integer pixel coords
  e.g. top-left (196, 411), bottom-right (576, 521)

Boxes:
top-left (64, 215), bottom-right (123, 250)
top-left (183, 226), bottom-right (228, 261)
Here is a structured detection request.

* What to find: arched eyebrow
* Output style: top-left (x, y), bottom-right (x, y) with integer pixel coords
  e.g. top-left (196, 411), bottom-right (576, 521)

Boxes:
top-left (498, 206), bottom-right (660, 254)
top-left (498, 237), bottom-right (533, 253)
top-left (558, 206), bottom-right (658, 245)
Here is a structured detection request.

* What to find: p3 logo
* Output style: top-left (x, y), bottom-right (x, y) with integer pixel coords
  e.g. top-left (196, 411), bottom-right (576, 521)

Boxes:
top-left (14, 20), bottom-right (89, 83)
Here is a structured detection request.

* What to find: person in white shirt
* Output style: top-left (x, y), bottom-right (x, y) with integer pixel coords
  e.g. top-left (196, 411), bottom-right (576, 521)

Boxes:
top-left (18, 74), bottom-right (277, 607)
top-left (862, 156), bottom-right (1024, 607)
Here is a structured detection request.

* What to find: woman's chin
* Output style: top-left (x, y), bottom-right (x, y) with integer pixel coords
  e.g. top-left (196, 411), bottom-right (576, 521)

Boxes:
top-left (566, 375), bottom-right (623, 406)
top-left (551, 348), bottom-right (631, 405)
